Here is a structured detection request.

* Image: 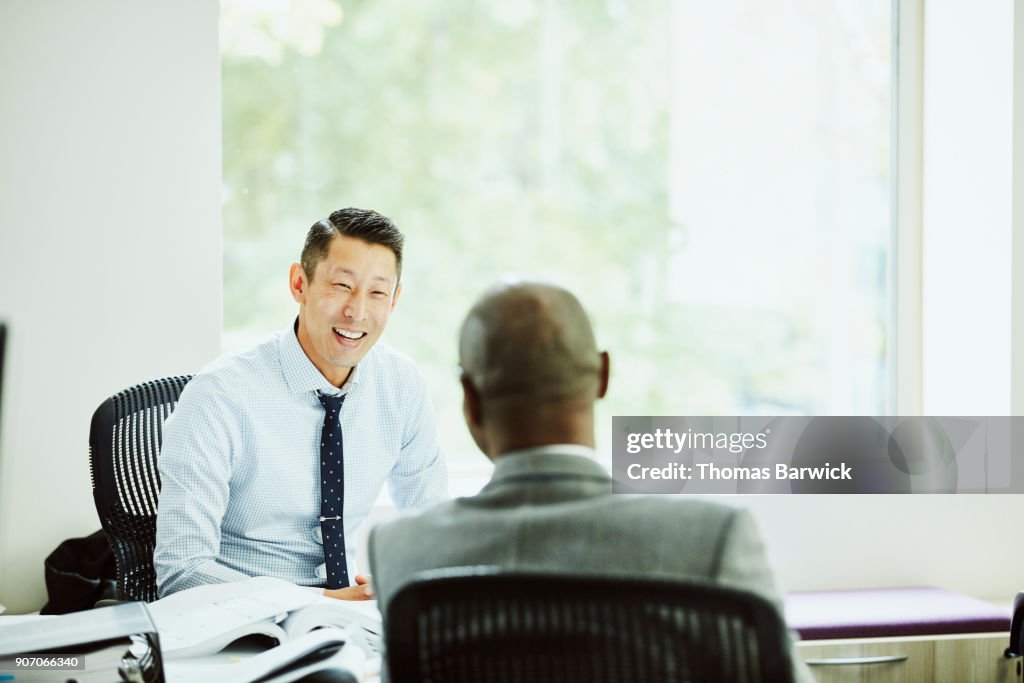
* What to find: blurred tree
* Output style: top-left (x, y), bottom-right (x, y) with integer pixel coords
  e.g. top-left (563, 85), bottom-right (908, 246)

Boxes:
top-left (222, 0), bottom-right (892, 459)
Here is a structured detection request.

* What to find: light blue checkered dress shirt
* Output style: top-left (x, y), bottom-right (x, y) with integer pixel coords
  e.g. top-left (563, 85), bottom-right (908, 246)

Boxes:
top-left (154, 323), bottom-right (448, 597)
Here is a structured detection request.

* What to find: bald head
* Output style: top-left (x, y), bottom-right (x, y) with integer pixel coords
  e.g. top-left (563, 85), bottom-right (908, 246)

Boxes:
top-left (458, 282), bottom-right (609, 457)
top-left (459, 282), bottom-right (603, 404)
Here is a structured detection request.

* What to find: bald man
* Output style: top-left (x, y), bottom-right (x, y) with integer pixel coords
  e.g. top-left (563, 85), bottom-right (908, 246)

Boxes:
top-left (368, 282), bottom-right (814, 683)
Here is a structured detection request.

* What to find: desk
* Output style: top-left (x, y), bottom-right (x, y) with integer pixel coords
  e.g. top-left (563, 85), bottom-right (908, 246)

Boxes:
top-left (796, 632), bottom-right (1020, 682)
top-left (786, 588), bottom-right (1019, 683)
top-left (4, 587), bottom-right (1020, 683)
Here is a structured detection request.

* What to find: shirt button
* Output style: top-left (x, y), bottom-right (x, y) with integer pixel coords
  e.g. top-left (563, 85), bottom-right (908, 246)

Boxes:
top-left (315, 563), bottom-right (327, 579)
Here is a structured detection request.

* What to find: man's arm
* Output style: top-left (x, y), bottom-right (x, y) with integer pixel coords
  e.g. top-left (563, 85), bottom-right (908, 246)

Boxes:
top-left (387, 368), bottom-right (448, 510)
top-left (154, 376), bottom-right (250, 596)
top-left (715, 508), bottom-right (782, 603)
top-left (717, 508), bottom-right (817, 683)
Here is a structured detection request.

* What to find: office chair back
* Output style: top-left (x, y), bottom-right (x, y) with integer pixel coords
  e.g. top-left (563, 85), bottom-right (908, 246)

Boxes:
top-left (385, 567), bottom-right (796, 683)
top-left (89, 375), bottom-right (192, 602)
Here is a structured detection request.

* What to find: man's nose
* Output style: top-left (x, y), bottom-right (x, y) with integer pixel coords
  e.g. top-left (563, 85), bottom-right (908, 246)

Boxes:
top-left (344, 293), bottom-right (368, 321)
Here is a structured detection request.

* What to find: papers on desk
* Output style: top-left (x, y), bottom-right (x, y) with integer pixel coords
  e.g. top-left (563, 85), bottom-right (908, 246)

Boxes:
top-left (173, 627), bottom-right (367, 683)
top-left (148, 576), bottom-right (317, 658)
top-left (149, 576), bottom-right (382, 682)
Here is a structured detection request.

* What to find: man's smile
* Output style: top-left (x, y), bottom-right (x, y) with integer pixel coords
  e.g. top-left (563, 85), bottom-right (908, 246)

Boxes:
top-left (333, 327), bottom-right (367, 343)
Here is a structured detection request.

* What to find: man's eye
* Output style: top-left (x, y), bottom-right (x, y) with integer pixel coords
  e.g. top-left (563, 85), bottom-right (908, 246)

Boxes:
top-left (372, 291), bottom-right (387, 297)
top-left (334, 283), bottom-right (352, 290)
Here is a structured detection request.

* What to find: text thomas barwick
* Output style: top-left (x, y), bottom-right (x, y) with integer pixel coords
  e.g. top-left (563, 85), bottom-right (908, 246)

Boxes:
top-left (626, 462), bottom-right (853, 481)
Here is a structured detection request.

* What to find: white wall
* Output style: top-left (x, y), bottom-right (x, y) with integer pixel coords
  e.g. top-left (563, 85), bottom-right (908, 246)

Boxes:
top-left (0, 1), bottom-right (221, 613)
top-left (747, 495), bottom-right (1024, 599)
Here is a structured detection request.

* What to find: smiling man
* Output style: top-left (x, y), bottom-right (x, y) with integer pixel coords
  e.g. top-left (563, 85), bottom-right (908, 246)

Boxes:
top-left (154, 208), bottom-right (447, 600)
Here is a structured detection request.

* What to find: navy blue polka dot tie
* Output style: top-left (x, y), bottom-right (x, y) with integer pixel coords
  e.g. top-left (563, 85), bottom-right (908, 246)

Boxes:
top-left (317, 392), bottom-right (349, 589)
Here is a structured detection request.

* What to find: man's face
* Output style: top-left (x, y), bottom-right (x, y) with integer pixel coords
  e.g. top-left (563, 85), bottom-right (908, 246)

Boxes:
top-left (290, 234), bottom-right (402, 386)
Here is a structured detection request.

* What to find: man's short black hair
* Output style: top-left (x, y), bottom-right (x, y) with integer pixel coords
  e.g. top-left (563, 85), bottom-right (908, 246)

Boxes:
top-left (301, 208), bottom-right (404, 284)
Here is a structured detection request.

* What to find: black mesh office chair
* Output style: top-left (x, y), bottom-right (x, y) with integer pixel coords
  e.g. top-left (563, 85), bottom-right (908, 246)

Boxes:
top-left (88, 376), bottom-right (192, 602)
top-left (385, 567), bottom-right (797, 683)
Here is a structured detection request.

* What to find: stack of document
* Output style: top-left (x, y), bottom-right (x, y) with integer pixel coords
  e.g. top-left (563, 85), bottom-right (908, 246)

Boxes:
top-left (148, 576), bottom-right (382, 682)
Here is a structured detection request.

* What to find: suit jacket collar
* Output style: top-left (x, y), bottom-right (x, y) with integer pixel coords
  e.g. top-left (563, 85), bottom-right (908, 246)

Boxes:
top-left (476, 450), bottom-right (611, 502)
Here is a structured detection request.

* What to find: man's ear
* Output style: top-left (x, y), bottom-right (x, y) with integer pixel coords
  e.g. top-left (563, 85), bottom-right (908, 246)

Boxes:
top-left (597, 351), bottom-right (610, 399)
top-left (461, 373), bottom-right (492, 459)
top-left (289, 263), bottom-right (308, 303)
top-left (460, 374), bottom-right (483, 427)
top-left (390, 282), bottom-right (403, 312)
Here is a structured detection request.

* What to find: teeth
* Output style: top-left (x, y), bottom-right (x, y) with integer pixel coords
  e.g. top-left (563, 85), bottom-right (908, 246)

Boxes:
top-left (334, 328), bottom-right (365, 340)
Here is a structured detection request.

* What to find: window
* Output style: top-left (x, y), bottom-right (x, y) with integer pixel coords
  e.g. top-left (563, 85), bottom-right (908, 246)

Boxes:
top-left (222, 0), bottom-right (893, 478)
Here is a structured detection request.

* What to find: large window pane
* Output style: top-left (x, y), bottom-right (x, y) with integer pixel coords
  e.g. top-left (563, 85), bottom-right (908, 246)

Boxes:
top-left (222, 0), bottom-right (892, 466)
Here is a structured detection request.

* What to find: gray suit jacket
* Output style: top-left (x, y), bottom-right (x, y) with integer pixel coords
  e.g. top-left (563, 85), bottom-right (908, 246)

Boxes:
top-left (369, 450), bottom-right (815, 682)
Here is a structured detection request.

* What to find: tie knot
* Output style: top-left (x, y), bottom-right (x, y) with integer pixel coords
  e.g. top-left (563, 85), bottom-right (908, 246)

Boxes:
top-left (317, 391), bottom-right (345, 412)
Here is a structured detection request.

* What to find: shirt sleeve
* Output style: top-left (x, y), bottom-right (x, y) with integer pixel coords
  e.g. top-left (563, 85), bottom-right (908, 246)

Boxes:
top-left (386, 365), bottom-right (448, 511)
top-left (154, 375), bottom-right (250, 596)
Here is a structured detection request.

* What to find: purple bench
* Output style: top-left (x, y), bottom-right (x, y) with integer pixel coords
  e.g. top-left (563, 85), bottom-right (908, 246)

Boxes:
top-left (784, 587), bottom-right (1012, 641)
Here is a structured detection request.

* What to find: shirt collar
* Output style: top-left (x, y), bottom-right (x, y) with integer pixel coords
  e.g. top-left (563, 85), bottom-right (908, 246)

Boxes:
top-left (498, 444), bottom-right (596, 460)
top-left (488, 445), bottom-right (609, 486)
top-left (279, 318), bottom-right (366, 396)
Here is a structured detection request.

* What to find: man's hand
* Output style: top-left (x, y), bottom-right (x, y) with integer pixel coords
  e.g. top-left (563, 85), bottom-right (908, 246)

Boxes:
top-left (324, 574), bottom-right (374, 601)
